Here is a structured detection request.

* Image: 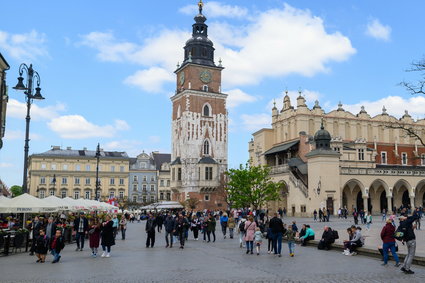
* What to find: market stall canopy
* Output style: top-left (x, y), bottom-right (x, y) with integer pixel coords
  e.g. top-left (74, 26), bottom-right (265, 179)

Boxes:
top-left (0, 195), bottom-right (11, 205)
top-left (0, 193), bottom-right (58, 213)
top-left (44, 196), bottom-right (70, 210)
top-left (62, 197), bottom-right (90, 211)
top-left (141, 201), bottom-right (183, 210)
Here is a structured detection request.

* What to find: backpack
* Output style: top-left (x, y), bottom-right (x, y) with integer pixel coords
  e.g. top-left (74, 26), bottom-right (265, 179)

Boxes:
top-left (394, 223), bottom-right (407, 241)
top-left (239, 222), bottom-right (245, 232)
top-left (332, 230), bottom-right (339, 240)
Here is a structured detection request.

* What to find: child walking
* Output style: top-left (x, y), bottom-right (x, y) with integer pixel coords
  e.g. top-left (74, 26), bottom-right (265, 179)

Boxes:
top-left (34, 229), bottom-right (48, 263)
top-left (254, 227), bottom-right (263, 255)
top-left (285, 225), bottom-right (296, 257)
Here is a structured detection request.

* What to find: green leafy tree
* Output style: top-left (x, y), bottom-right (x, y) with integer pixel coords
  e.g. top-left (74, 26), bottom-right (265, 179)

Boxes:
top-left (226, 163), bottom-right (282, 210)
top-left (185, 197), bottom-right (200, 210)
top-left (10, 185), bottom-right (23, 197)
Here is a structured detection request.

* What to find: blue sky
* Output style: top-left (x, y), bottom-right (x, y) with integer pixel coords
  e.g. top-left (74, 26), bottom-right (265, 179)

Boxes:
top-left (1, 0), bottom-right (425, 187)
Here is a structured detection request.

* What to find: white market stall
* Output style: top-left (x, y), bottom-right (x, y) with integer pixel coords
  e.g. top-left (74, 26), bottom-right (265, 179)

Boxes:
top-left (43, 196), bottom-right (70, 210)
top-left (0, 193), bottom-right (58, 214)
top-left (141, 201), bottom-right (183, 210)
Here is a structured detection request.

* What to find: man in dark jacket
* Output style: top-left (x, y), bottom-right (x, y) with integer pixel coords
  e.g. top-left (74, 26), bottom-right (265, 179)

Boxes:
top-left (164, 213), bottom-right (176, 248)
top-left (145, 214), bottom-right (157, 248)
top-left (175, 213), bottom-right (189, 249)
top-left (50, 229), bottom-right (65, 263)
top-left (318, 226), bottom-right (334, 250)
top-left (400, 214), bottom-right (420, 274)
top-left (45, 217), bottom-right (57, 240)
top-left (269, 213), bottom-right (285, 257)
top-left (29, 216), bottom-right (43, 255)
top-left (73, 212), bottom-right (88, 251)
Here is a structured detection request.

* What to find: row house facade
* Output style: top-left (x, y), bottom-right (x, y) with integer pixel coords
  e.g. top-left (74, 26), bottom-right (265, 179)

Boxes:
top-left (28, 146), bottom-right (129, 200)
top-left (0, 52), bottom-right (10, 150)
top-left (249, 94), bottom-right (425, 216)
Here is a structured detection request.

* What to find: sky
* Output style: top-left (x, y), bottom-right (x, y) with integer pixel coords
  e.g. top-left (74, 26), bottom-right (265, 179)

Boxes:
top-left (1, 0), bottom-right (425, 187)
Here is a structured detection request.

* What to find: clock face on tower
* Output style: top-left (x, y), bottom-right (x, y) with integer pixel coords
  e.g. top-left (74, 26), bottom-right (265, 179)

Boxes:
top-left (179, 71), bottom-right (185, 85)
top-left (200, 69), bottom-right (212, 84)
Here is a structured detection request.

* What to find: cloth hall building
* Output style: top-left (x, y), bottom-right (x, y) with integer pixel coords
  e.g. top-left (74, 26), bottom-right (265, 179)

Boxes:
top-left (249, 94), bottom-right (425, 216)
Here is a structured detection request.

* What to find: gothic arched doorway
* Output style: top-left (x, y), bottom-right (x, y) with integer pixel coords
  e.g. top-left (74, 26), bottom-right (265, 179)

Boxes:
top-left (380, 191), bottom-right (387, 212)
top-left (356, 191), bottom-right (363, 210)
top-left (402, 190), bottom-right (409, 207)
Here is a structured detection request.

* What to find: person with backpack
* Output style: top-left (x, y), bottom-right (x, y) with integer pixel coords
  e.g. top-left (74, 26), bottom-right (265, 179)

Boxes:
top-left (399, 214), bottom-right (420, 274)
top-left (380, 218), bottom-right (400, 267)
top-left (318, 226), bottom-right (334, 250)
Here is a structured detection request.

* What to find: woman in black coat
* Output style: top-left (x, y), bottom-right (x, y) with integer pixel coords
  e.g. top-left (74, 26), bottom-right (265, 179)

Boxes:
top-left (101, 215), bottom-right (115, 257)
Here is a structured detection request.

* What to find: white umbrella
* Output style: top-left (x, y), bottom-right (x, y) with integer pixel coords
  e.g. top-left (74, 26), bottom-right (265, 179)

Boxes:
top-left (0, 193), bottom-right (58, 213)
top-left (0, 195), bottom-right (11, 206)
top-left (63, 197), bottom-right (86, 211)
top-left (44, 196), bottom-right (70, 210)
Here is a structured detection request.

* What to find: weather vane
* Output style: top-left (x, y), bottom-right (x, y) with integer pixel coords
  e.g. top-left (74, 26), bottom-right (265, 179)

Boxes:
top-left (198, 0), bottom-right (203, 14)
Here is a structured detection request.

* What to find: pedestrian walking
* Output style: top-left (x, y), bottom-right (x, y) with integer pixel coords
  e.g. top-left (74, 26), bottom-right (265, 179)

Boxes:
top-left (313, 209), bottom-right (317, 222)
top-left (285, 225), bottom-right (296, 257)
top-left (34, 229), bottom-right (48, 263)
top-left (112, 214), bottom-right (119, 239)
top-left (207, 214), bottom-right (216, 242)
top-left (100, 215), bottom-right (115, 258)
top-left (319, 209), bottom-right (323, 222)
top-left (244, 215), bottom-right (257, 255)
top-left (119, 216), bottom-right (127, 240)
top-left (191, 215), bottom-right (200, 240)
top-left (366, 213), bottom-right (372, 230)
top-left (175, 213), bottom-right (189, 249)
top-left (89, 220), bottom-right (101, 257)
top-left (164, 213), bottom-right (176, 248)
top-left (29, 216), bottom-right (43, 256)
top-left (228, 215), bottom-right (235, 239)
top-left (269, 213), bottom-right (284, 257)
top-left (50, 229), bottom-right (65, 263)
top-left (400, 213), bottom-right (420, 274)
top-left (73, 212), bottom-right (88, 251)
top-left (254, 227), bottom-right (263, 255)
top-left (220, 212), bottom-right (228, 239)
top-left (145, 214), bottom-right (156, 248)
top-left (380, 219), bottom-right (400, 267)
top-left (156, 214), bottom-right (163, 233)
top-left (238, 218), bottom-right (246, 248)
top-left (382, 209), bottom-right (387, 222)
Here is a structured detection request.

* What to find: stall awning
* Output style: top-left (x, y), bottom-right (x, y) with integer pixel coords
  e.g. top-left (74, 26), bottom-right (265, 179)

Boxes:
top-left (264, 140), bottom-right (299, 156)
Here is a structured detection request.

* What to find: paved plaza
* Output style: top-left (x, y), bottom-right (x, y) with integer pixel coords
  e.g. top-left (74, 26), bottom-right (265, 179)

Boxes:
top-left (1, 221), bottom-right (425, 283)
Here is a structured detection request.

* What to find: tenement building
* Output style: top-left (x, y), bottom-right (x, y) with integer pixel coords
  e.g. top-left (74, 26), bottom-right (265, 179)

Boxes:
top-left (249, 93), bottom-right (425, 216)
top-left (170, 2), bottom-right (228, 210)
top-left (28, 146), bottom-right (129, 200)
top-left (0, 52), bottom-right (10, 150)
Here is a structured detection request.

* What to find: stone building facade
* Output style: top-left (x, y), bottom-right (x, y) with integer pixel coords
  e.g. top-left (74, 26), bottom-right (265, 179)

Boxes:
top-left (129, 152), bottom-right (157, 204)
top-left (0, 53), bottom-right (10, 150)
top-left (170, 2), bottom-right (228, 210)
top-left (28, 146), bottom-right (129, 200)
top-left (249, 94), bottom-right (425, 216)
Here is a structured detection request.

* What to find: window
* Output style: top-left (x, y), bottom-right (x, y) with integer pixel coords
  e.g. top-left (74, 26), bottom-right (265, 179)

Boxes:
top-left (74, 191), bottom-right (80, 199)
top-left (333, 147), bottom-right (340, 153)
top-left (132, 196), bottom-right (137, 202)
top-left (421, 154), bottom-right (425, 166)
top-left (39, 190), bottom-right (45, 199)
top-left (166, 192), bottom-right (171, 201)
top-left (111, 165), bottom-right (115, 172)
top-left (62, 177), bottom-right (67, 185)
top-left (202, 85), bottom-right (208, 92)
top-left (167, 180), bottom-right (170, 187)
top-left (85, 178), bottom-right (91, 185)
top-left (41, 163), bottom-right (46, 170)
top-left (75, 164), bottom-right (81, 171)
top-left (150, 196), bottom-right (155, 202)
top-left (205, 167), bottom-right (213, 180)
top-left (109, 191), bottom-right (115, 198)
top-left (301, 205), bottom-right (307, 213)
top-left (75, 178), bottom-right (80, 185)
top-left (402, 153), bottom-right (408, 165)
top-left (150, 184), bottom-right (155, 192)
top-left (143, 176), bottom-right (147, 182)
top-left (40, 177), bottom-right (46, 184)
top-left (110, 178), bottom-right (115, 185)
top-left (50, 190), bottom-right (55, 196)
top-left (120, 166), bottom-right (125, 172)
top-left (203, 104), bottom-right (210, 116)
top-left (172, 168), bottom-right (175, 181)
top-left (151, 176), bottom-right (155, 182)
top-left (86, 165), bottom-right (91, 171)
top-left (142, 185), bottom-right (147, 192)
top-left (119, 191), bottom-right (124, 199)
top-left (203, 140), bottom-right (210, 155)
top-left (142, 196), bottom-right (147, 203)
top-left (358, 149), bottom-right (365, 161)
top-left (85, 191), bottom-right (90, 199)
top-left (133, 176), bottom-right (138, 182)
top-left (178, 168), bottom-right (182, 181)
top-left (119, 178), bottom-right (124, 185)
top-left (160, 180), bottom-right (164, 187)
top-left (61, 190), bottom-right (67, 198)
top-left (51, 164), bottom-right (57, 170)
top-left (160, 192), bottom-right (164, 200)
top-left (204, 194), bottom-right (210, 201)
top-left (381, 152), bottom-right (387, 164)
top-left (63, 164), bottom-right (68, 170)
top-left (133, 184), bottom-right (138, 191)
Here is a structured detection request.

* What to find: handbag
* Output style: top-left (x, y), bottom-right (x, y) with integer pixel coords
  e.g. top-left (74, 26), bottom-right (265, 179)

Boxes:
top-left (88, 228), bottom-right (95, 235)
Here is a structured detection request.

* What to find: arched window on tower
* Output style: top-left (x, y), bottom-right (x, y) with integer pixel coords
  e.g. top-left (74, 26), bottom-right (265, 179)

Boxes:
top-left (203, 140), bottom-right (210, 155)
top-left (203, 104), bottom-right (211, 117)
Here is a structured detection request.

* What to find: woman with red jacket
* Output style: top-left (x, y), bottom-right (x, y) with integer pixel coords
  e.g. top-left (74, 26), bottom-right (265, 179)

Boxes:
top-left (380, 219), bottom-right (400, 266)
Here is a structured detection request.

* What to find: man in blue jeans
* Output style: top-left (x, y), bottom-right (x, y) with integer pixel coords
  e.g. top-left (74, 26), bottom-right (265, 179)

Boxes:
top-left (269, 213), bottom-right (284, 257)
top-left (73, 212), bottom-right (88, 251)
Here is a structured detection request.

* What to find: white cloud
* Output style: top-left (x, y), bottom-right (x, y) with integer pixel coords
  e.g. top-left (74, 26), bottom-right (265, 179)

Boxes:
top-left (0, 162), bottom-right (13, 168)
top-left (268, 89), bottom-right (321, 110)
top-left (179, 1), bottom-right (248, 18)
top-left (7, 99), bottom-right (66, 121)
top-left (0, 30), bottom-right (48, 61)
top-left (81, 4), bottom-right (355, 91)
top-left (103, 140), bottom-right (143, 156)
top-left (226, 89), bottom-right (257, 108)
top-left (366, 19), bottom-right (391, 41)
top-left (148, 136), bottom-right (161, 144)
top-left (331, 96), bottom-right (425, 119)
top-left (48, 115), bottom-right (129, 139)
top-left (124, 67), bottom-right (174, 93)
top-left (3, 129), bottom-right (41, 141)
top-left (240, 113), bottom-right (271, 131)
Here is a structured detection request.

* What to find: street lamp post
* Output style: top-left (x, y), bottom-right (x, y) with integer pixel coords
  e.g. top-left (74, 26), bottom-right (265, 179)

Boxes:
top-left (13, 63), bottom-right (45, 194)
top-left (95, 143), bottom-right (101, 200)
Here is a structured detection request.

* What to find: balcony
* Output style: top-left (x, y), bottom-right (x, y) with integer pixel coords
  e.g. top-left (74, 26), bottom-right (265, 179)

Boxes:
top-left (269, 164), bottom-right (290, 175)
top-left (341, 166), bottom-right (425, 176)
